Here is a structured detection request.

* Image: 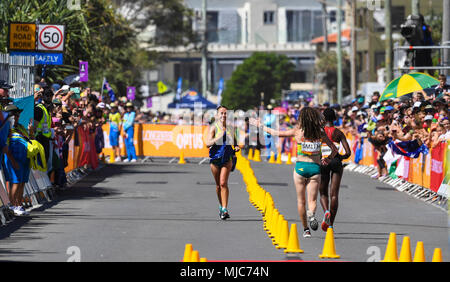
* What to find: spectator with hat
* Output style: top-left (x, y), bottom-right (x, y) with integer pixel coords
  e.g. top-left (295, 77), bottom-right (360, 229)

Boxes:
top-left (2, 104), bottom-right (32, 216)
top-left (108, 102), bottom-right (122, 162)
top-left (0, 80), bottom-right (13, 109)
top-left (122, 102), bottom-right (137, 162)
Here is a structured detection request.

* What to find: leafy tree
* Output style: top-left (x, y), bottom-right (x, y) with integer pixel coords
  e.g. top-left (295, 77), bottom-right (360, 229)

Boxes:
top-left (314, 50), bottom-right (351, 103)
top-left (0, 0), bottom-right (195, 100)
top-left (221, 52), bottom-right (295, 110)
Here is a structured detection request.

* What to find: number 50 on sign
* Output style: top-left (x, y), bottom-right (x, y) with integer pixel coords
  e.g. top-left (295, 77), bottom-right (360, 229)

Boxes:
top-left (37, 24), bottom-right (65, 52)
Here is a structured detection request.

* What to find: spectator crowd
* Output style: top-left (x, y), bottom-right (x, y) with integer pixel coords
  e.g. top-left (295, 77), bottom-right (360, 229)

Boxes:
top-left (0, 72), bottom-right (448, 217)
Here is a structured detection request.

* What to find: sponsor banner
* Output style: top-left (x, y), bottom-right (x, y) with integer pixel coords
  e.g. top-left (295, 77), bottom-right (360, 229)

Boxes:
top-left (141, 124), bottom-right (209, 158)
top-left (437, 141), bottom-right (449, 197)
top-left (430, 142), bottom-right (446, 193)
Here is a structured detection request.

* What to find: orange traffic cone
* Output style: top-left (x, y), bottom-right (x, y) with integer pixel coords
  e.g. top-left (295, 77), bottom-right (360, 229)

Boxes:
top-left (276, 219), bottom-right (289, 249)
top-left (432, 248), bottom-right (442, 262)
top-left (272, 214), bottom-right (284, 245)
top-left (268, 152), bottom-right (275, 163)
top-left (284, 223), bottom-right (304, 254)
top-left (398, 236), bottom-right (412, 262)
top-left (183, 244), bottom-right (193, 262)
top-left (319, 227), bottom-right (340, 259)
top-left (248, 148), bottom-right (254, 160)
top-left (381, 232), bottom-right (398, 262)
top-left (253, 149), bottom-right (262, 162)
top-left (413, 241), bottom-right (425, 262)
top-left (286, 152), bottom-right (293, 165)
top-left (268, 210), bottom-right (279, 238)
top-left (275, 151), bottom-right (282, 164)
top-left (178, 151), bottom-right (186, 164)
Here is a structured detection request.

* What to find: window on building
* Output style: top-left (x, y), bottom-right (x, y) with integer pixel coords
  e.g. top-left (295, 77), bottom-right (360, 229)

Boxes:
top-left (391, 6), bottom-right (405, 30)
top-left (287, 10), bottom-right (323, 42)
top-left (264, 11), bottom-right (275, 24)
top-left (207, 11), bottom-right (219, 43)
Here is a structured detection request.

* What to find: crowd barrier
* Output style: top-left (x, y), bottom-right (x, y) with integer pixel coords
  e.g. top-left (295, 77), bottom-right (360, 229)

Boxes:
top-left (341, 131), bottom-right (448, 210)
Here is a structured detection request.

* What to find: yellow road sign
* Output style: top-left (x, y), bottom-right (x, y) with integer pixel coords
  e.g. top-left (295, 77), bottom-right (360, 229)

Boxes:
top-left (9, 23), bottom-right (36, 51)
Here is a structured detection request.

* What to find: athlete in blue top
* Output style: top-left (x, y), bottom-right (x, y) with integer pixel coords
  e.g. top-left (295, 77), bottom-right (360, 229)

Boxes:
top-left (206, 105), bottom-right (240, 220)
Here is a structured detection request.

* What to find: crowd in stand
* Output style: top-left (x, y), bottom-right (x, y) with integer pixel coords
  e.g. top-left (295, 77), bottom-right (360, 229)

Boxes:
top-left (258, 74), bottom-right (450, 179)
top-left (0, 72), bottom-right (448, 216)
top-left (0, 77), bottom-right (142, 216)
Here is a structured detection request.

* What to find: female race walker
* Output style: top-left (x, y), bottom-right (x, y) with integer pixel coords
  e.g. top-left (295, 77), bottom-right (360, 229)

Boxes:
top-left (319, 108), bottom-right (351, 232)
top-left (206, 106), bottom-right (240, 220)
top-left (251, 107), bottom-right (338, 237)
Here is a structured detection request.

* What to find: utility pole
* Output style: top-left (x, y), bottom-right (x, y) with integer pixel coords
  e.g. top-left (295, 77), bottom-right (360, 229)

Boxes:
top-left (350, 0), bottom-right (357, 98)
top-left (336, 0), bottom-right (343, 104)
top-left (321, 2), bottom-right (328, 53)
top-left (385, 0), bottom-right (392, 82)
top-left (201, 0), bottom-right (208, 98)
top-left (443, 0), bottom-right (450, 76)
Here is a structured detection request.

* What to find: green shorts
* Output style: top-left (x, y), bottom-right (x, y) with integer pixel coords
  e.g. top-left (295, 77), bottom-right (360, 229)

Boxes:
top-left (295, 161), bottom-right (321, 178)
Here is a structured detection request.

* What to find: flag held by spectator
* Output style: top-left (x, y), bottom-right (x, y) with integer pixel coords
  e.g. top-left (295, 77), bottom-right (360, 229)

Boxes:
top-left (102, 78), bottom-right (115, 102)
top-left (388, 139), bottom-right (429, 158)
top-left (157, 81), bottom-right (168, 94)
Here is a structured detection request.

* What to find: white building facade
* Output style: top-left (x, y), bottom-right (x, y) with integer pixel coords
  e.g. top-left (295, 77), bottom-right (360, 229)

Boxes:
top-left (152, 0), bottom-right (340, 96)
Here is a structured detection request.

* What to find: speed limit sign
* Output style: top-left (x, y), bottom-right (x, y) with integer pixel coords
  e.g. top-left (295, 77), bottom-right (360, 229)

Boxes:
top-left (37, 24), bottom-right (65, 52)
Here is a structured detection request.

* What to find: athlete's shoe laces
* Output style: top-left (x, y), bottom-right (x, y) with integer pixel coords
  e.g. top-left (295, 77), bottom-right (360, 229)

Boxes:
top-left (321, 210), bottom-right (331, 232)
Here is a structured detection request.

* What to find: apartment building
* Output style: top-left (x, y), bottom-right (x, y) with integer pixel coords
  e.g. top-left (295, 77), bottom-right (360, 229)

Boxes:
top-left (152, 0), bottom-right (342, 95)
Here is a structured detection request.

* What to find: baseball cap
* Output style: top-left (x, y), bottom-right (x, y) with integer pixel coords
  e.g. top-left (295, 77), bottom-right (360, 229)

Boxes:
top-left (380, 107), bottom-right (386, 114)
top-left (3, 104), bottom-right (23, 113)
top-left (110, 102), bottom-right (118, 108)
top-left (52, 99), bottom-right (62, 105)
top-left (376, 115), bottom-right (384, 121)
top-left (97, 102), bottom-right (106, 109)
top-left (351, 106), bottom-right (359, 112)
top-left (424, 115), bottom-right (433, 121)
top-left (126, 102), bottom-right (133, 107)
top-left (385, 106), bottom-right (394, 111)
top-left (413, 101), bottom-right (422, 108)
top-left (0, 80), bottom-right (13, 89)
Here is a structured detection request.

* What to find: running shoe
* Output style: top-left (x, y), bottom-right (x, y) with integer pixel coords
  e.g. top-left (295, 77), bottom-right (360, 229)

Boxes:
top-left (123, 159), bottom-right (130, 163)
top-left (221, 208), bottom-right (230, 220)
top-left (321, 210), bottom-right (331, 232)
top-left (219, 206), bottom-right (223, 218)
top-left (13, 206), bottom-right (29, 216)
top-left (308, 214), bottom-right (319, 231)
top-left (303, 228), bottom-right (311, 238)
top-left (115, 157), bottom-right (121, 162)
top-left (130, 159), bottom-right (137, 163)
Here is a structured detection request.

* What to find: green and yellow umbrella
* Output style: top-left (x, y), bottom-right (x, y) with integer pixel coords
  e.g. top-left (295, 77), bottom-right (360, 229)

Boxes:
top-left (379, 72), bottom-right (439, 102)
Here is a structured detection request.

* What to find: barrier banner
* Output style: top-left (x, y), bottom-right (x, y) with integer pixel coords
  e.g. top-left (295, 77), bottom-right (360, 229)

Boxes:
top-left (430, 141), bottom-right (446, 193)
top-left (65, 138), bottom-right (75, 173)
top-left (422, 152), bottom-right (432, 189)
top-left (141, 124), bottom-right (209, 158)
top-left (77, 126), bottom-right (98, 170)
top-left (437, 140), bottom-right (449, 196)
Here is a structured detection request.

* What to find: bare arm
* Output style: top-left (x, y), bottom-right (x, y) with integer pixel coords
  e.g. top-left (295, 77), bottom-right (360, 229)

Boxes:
top-left (249, 118), bottom-right (296, 137)
top-left (337, 129), bottom-right (352, 160)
